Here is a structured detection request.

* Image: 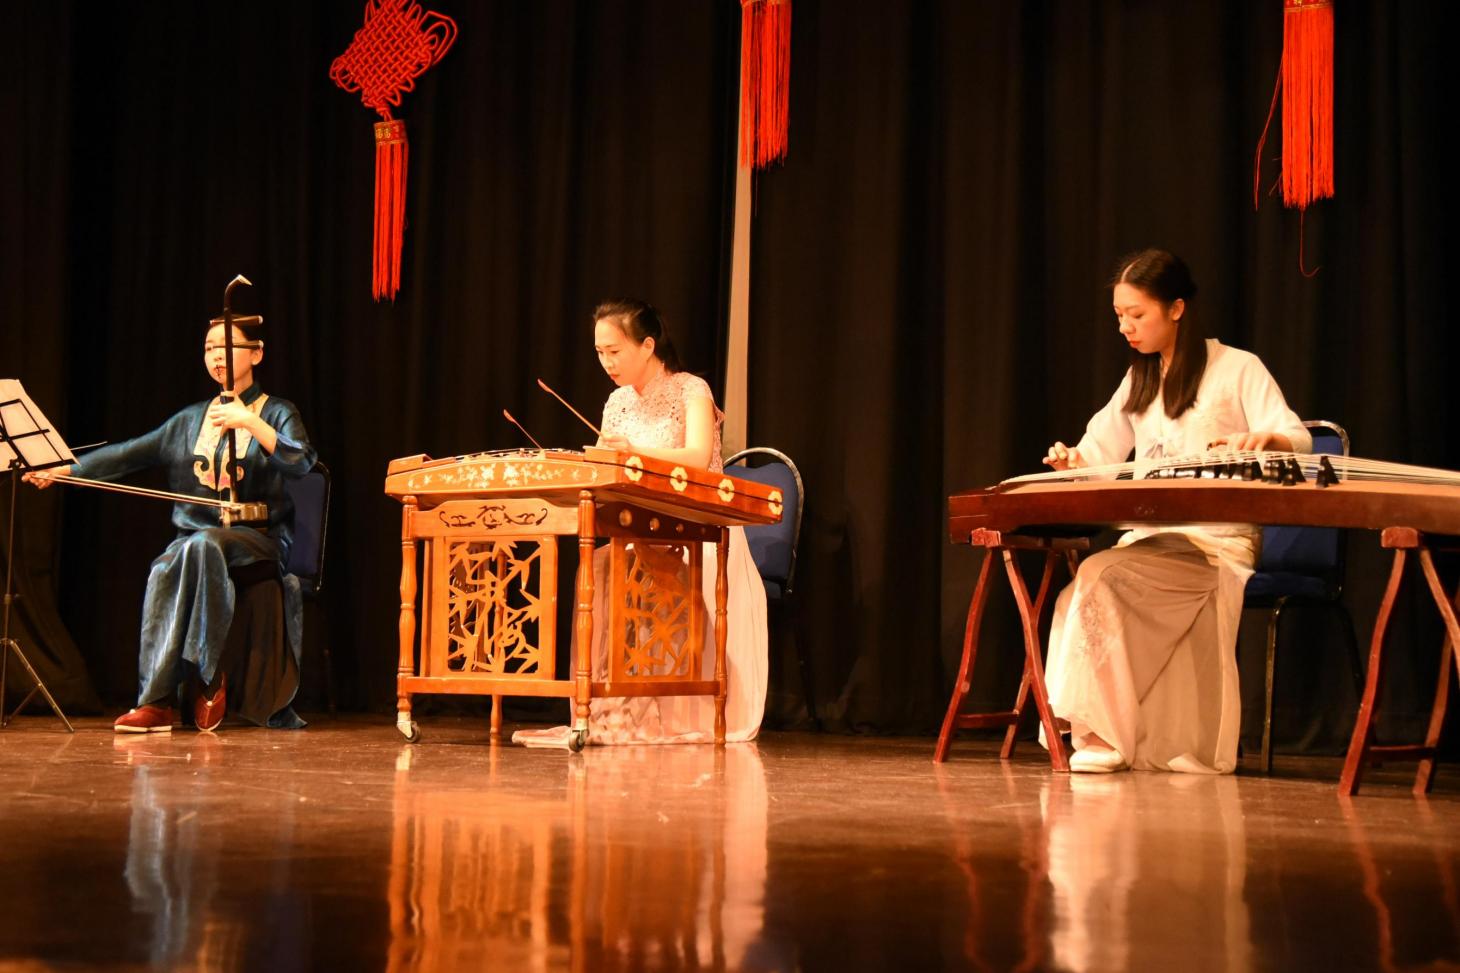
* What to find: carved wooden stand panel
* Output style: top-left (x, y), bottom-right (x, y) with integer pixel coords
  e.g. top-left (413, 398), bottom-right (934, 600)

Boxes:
top-left (432, 538), bottom-right (556, 679)
top-left (608, 540), bottom-right (703, 683)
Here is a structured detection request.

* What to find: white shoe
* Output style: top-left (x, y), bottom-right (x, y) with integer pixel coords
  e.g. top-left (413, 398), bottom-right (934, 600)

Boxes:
top-left (1069, 747), bottom-right (1128, 774)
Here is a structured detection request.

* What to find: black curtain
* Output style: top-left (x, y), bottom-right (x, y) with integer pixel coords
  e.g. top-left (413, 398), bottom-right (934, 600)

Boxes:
top-left (747, 0), bottom-right (1457, 739)
top-left (4, 1), bottom-right (1456, 746)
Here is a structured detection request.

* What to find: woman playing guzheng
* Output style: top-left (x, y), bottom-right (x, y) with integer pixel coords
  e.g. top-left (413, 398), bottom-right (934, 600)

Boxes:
top-left (26, 317), bottom-right (316, 733)
top-left (514, 300), bottom-right (768, 746)
top-left (1039, 249), bottom-right (1309, 774)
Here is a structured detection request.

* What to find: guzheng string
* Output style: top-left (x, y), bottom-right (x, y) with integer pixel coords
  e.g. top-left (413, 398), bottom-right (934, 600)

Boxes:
top-left (1002, 452), bottom-right (1460, 487)
top-left (30, 472), bottom-right (249, 512)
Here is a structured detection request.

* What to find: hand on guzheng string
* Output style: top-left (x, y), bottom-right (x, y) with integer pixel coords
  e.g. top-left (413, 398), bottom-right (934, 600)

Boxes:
top-left (1043, 441), bottom-right (1088, 471)
top-left (22, 466), bottom-right (72, 490)
top-left (1206, 430), bottom-right (1292, 453)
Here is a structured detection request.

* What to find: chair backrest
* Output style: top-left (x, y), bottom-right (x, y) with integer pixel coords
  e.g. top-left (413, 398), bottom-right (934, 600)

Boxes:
top-left (724, 447), bottom-right (803, 596)
top-left (284, 460), bottom-right (331, 594)
top-left (1257, 421), bottom-right (1347, 581)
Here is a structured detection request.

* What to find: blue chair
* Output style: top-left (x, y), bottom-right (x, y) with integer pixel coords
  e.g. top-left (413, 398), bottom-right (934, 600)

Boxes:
top-left (724, 448), bottom-right (812, 726)
top-left (285, 461), bottom-right (333, 712)
top-left (223, 460), bottom-right (333, 718)
top-left (284, 461), bottom-right (331, 598)
top-left (1243, 422), bottom-right (1361, 772)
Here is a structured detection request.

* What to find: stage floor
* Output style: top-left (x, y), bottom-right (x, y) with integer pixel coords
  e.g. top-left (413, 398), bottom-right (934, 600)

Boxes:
top-left (1, 717), bottom-right (1457, 972)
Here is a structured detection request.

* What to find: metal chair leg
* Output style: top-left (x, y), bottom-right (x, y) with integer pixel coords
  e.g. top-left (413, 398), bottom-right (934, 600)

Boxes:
top-left (1261, 596), bottom-right (1289, 775)
top-left (789, 598), bottom-right (819, 730)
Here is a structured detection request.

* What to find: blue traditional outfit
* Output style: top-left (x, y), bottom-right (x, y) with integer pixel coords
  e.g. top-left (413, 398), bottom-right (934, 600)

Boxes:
top-left (73, 383), bottom-right (316, 727)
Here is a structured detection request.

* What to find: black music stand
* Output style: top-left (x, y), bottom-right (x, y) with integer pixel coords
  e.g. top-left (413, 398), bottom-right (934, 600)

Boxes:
top-left (0, 379), bottom-right (76, 732)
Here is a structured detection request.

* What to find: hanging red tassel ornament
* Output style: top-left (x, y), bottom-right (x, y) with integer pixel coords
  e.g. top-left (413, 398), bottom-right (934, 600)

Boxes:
top-left (739, 0), bottom-right (792, 170)
top-left (1255, 0), bottom-right (1334, 211)
top-left (330, 0), bottom-right (457, 301)
top-left (372, 119), bottom-right (409, 301)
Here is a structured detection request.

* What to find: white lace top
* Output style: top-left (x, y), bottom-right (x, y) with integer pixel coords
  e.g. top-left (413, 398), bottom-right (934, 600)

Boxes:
top-left (600, 371), bottom-right (724, 473)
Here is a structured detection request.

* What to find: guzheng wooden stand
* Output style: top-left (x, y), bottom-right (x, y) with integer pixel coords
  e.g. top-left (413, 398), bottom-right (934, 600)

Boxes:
top-left (935, 528), bottom-right (1088, 769)
top-left (1340, 527), bottom-right (1460, 796)
top-left (385, 448), bottom-right (781, 750)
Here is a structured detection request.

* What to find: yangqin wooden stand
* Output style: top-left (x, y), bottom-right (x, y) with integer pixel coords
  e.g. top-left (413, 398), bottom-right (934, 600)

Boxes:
top-left (943, 471), bottom-right (1460, 793)
top-left (385, 448), bottom-right (781, 750)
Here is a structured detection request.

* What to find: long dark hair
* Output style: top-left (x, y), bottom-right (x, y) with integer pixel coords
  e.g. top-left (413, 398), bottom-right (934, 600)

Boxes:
top-left (592, 299), bottom-right (683, 373)
top-left (1114, 249), bottom-right (1206, 419)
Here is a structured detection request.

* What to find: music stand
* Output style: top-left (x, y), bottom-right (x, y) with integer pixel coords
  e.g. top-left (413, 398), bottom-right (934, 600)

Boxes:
top-left (0, 379), bottom-right (76, 732)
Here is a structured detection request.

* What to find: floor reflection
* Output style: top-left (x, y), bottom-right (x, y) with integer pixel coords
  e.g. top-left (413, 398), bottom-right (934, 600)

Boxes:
top-left (1, 725), bottom-right (1455, 970)
top-left (386, 743), bottom-right (770, 972)
top-left (114, 732), bottom-right (309, 973)
top-left (1040, 774), bottom-right (1250, 973)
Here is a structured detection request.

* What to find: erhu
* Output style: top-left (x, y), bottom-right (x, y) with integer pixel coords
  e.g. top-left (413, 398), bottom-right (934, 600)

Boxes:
top-left (30, 275), bottom-right (268, 527)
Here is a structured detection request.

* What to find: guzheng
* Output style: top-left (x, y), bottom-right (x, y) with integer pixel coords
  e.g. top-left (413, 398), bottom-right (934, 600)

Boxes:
top-left (949, 452), bottom-right (1460, 540)
top-left (384, 447), bottom-right (783, 749)
top-left (942, 450), bottom-right (1460, 795)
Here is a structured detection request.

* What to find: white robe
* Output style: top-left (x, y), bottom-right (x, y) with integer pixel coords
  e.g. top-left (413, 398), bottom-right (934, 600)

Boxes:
top-left (1043, 340), bottom-right (1310, 772)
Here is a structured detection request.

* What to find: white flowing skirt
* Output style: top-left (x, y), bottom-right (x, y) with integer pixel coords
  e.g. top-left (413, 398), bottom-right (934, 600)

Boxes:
top-left (513, 526), bottom-right (768, 747)
top-left (1041, 529), bottom-right (1255, 773)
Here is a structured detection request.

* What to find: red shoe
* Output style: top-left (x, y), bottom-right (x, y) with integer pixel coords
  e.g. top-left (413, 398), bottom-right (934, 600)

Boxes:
top-left (114, 705), bottom-right (178, 734)
top-left (194, 674), bottom-right (226, 732)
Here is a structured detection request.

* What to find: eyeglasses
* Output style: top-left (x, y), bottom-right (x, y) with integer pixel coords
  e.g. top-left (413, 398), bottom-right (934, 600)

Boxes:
top-left (204, 341), bottom-right (263, 354)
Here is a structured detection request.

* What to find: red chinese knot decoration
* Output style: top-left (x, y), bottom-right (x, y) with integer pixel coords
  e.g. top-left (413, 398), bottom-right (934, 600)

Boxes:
top-left (739, 0), bottom-right (791, 170)
top-left (330, 0), bottom-right (458, 300)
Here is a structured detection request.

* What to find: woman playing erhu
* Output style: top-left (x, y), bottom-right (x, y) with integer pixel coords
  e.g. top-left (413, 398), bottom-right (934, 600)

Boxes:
top-left (27, 317), bottom-right (316, 732)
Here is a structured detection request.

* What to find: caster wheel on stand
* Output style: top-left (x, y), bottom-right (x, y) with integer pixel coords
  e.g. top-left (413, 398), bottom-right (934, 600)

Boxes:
top-left (568, 728), bottom-right (587, 752)
top-left (398, 721), bottom-right (421, 743)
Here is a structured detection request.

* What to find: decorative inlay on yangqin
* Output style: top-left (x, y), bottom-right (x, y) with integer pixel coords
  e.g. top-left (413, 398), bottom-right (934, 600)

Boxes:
top-left (436, 539), bottom-right (555, 677)
top-left (437, 504), bottom-right (550, 531)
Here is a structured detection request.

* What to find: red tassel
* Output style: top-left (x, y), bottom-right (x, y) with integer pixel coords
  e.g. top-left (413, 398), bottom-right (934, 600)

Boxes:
top-left (1255, 0), bottom-right (1334, 211)
top-left (373, 120), bottom-right (408, 301)
top-left (739, 0), bottom-right (792, 170)
top-left (1280, 0), bottom-right (1334, 208)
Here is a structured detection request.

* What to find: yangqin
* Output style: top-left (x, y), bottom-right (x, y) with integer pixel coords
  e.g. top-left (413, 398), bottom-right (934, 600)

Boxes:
top-left (385, 446), bottom-right (783, 750)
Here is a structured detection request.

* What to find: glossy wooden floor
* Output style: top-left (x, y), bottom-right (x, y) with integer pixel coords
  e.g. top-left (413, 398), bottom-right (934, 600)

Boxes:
top-left (2, 717), bottom-right (1457, 972)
